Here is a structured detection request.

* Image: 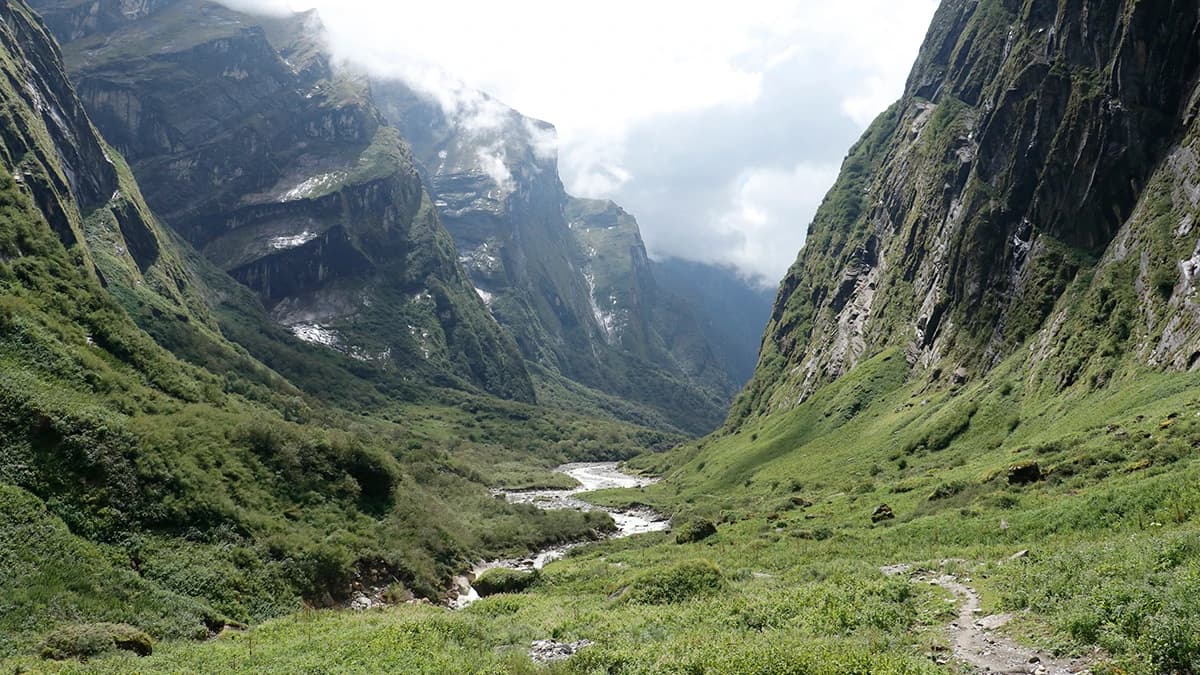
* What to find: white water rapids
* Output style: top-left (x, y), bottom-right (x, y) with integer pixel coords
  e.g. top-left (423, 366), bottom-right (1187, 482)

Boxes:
top-left (449, 462), bottom-right (669, 609)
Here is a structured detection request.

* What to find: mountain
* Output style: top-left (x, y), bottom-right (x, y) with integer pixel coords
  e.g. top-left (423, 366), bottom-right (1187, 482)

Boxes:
top-left (33, 0), bottom-right (748, 435)
top-left (734, 0), bottom-right (1200, 425)
top-left (7, 0), bottom-right (1200, 672)
top-left (30, 0), bottom-right (533, 402)
top-left (371, 78), bottom-right (735, 433)
top-left (651, 258), bottom-right (775, 387)
top-left (0, 0), bottom-right (674, 656)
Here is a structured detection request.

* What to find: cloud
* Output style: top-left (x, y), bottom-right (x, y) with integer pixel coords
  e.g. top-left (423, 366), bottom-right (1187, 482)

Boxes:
top-left (474, 144), bottom-right (515, 194)
top-left (217, 0), bottom-right (938, 283)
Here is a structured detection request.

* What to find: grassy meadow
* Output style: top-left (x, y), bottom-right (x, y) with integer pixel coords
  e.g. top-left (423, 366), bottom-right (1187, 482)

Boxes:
top-left (12, 346), bottom-right (1200, 674)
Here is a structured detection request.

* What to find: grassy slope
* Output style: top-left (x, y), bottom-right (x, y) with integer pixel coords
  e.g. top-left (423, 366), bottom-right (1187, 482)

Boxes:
top-left (0, 1), bottom-right (673, 659)
top-left (49, 349), bottom-right (1200, 674)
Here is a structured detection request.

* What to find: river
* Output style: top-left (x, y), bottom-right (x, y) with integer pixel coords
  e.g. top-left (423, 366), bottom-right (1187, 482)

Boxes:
top-left (449, 462), bottom-right (669, 609)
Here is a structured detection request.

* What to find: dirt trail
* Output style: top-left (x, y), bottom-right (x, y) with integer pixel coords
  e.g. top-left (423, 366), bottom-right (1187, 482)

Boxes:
top-left (884, 564), bottom-right (1094, 674)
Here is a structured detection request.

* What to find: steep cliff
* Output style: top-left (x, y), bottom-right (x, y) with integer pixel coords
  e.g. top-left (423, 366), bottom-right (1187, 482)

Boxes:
top-left (33, 0), bottom-right (533, 401)
top-left (736, 0), bottom-right (1200, 424)
top-left (373, 79), bottom-right (735, 433)
top-left (566, 197), bottom-right (731, 397)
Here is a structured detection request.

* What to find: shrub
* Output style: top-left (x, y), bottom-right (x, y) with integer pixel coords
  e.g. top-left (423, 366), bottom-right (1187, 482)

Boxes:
top-left (928, 481), bottom-right (967, 501)
top-left (473, 568), bottom-right (539, 596)
top-left (675, 519), bottom-right (717, 544)
top-left (622, 559), bottom-right (724, 605)
top-left (40, 623), bottom-right (153, 660)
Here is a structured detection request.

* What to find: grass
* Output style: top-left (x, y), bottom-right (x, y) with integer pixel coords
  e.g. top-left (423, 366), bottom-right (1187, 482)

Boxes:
top-left (23, 343), bottom-right (1200, 673)
top-left (9, 0), bottom-right (1200, 672)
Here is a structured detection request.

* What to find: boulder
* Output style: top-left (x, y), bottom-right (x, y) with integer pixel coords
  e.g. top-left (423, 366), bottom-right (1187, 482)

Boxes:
top-left (1007, 461), bottom-right (1042, 486)
top-left (675, 519), bottom-right (718, 544)
top-left (871, 504), bottom-right (895, 523)
top-left (529, 639), bottom-right (594, 664)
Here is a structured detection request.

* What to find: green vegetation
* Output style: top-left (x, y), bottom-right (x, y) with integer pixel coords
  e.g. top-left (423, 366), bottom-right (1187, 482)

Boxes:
top-left (473, 569), bottom-right (540, 597)
top-left (25, 342), bottom-right (1200, 673)
top-left (8, 0), bottom-right (1200, 673)
top-left (618, 559), bottom-right (725, 605)
top-left (673, 519), bottom-right (717, 544)
top-left (40, 624), bottom-right (153, 661)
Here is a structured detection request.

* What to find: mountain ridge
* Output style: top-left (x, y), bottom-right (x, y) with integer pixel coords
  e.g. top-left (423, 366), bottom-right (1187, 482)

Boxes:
top-left (733, 0), bottom-right (1200, 425)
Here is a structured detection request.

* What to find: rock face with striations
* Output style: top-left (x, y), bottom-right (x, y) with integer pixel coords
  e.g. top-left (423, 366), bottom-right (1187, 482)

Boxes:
top-left (31, 0), bottom-right (533, 401)
top-left (734, 0), bottom-right (1200, 424)
top-left (373, 79), bottom-right (735, 433)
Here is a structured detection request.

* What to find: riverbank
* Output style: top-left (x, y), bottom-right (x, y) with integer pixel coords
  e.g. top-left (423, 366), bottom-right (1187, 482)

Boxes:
top-left (450, 463), bottom-right (670, 608)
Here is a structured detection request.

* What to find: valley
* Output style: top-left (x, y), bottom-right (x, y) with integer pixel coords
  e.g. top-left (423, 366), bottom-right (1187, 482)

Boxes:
top-left (2, 0), bottom-right (1200, 673)
top-left (450, 462), bottom-right (668, 610)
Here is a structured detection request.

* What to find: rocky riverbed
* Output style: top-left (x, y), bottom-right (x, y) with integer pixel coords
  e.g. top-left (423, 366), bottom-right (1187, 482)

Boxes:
top-left (449, 462), bottom-right (669, 609)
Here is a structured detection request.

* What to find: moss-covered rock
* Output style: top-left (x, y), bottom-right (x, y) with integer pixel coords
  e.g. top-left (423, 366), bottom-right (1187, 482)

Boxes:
top-left (620, 559), bottom-right (724, 605)
top-left (473, 568), bottom-right (539, 597)
top-left (40, 623), bottom-right (153, 660)
top-left (674, 519), bottom-right (718, 544)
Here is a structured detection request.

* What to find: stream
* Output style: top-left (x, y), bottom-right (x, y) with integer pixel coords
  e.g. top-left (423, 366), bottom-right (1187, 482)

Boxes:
top-left (449, 462), bottom-right (669, 609)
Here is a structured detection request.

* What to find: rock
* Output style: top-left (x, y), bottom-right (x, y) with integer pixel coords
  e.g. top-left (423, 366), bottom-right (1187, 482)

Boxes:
top-left (1007, 461), bottom-right (1042, 485)
top-left (871, 504), bottom-right (895, 523)
top-left (348, 594), bottom-right (375, 611)
top-left (675, 519), bottom-right (718, 544)
top-left (474, 568), bottom-right (539, 597)
top-left (974, 612), bottom-right (1012, 629)
top-left (789, 495), bottom-right (813, 508)
top-left (529, 639), bottom-right (594, 664)
top-left (1009, 549), bottom-right (1031, 561)
top-left (951, 366), bottom-right (970, 385)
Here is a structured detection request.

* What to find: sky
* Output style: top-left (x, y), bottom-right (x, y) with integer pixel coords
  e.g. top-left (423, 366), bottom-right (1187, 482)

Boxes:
top-left (221, 0), bottom-right (939, 285)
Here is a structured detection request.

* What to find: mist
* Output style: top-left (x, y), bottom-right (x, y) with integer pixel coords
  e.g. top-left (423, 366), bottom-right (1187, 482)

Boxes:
top-left (216, 0), bottom-right (938, 285)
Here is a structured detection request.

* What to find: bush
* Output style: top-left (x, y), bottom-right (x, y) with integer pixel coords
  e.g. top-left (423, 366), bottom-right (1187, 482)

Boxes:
top-left (40, 623), bottom-right (153, 660)
top-left (622, 559), bottom-right (724, 605)
top-left (675, 519), bottom-right (717, 544)
top-left (473, 568), bottom-right (539, 596)
top-left (928, 481), bottom-right (966, 501)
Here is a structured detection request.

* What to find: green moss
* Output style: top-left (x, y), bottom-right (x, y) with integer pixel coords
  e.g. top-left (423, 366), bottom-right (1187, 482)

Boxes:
top-left (674, 519), bottom-right (717, 544)
top-left (621, 559), bottom-right (725, 605)
top-left (40, 624), bottom-right (153, 661)
top-left (472, 569), bottom-right (539, 597)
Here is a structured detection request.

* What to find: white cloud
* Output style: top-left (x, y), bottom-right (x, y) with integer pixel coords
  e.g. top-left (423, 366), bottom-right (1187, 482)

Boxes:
top-left (219, 0), bottom-right (937, 282)
top-left (640, 162), bottom-right (841, 285)
top-left (474, 144), bottom-right (514, 194)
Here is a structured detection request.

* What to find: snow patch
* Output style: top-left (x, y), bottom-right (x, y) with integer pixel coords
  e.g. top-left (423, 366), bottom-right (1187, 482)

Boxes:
top-left (474, 287), bottom-right (494, 306)
top-left (583, 271), bottom-right (618, 343)
top-left (459, 242), bottom-right (504, 274)
top-left (408, 325), bottom-right (433, 359)
top-left (269, 230), bottom-right (319, 250)
top-left (291, 323), bottom-right (338, 347)
top-left (281, 172), bottom-right (347, 202)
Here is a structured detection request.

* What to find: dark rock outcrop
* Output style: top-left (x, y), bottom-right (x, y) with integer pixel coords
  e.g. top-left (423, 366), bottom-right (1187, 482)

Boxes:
top-left (735, 0), bottom-right (1200, 423)
top-left (871, 504), bottom-right (896, 523)
top-left (33, 0), bottom-right (533, 400)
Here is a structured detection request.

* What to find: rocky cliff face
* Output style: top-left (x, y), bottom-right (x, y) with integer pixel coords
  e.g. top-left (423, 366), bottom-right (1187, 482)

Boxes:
top-left (566, 197), bottom-right (731, 397)
top-left (32, 0), bottom-right (533, 401)
top-left (373, 79), bottom-right (735, 433)
top-left (651, 258), bottom-right (775, 387)
top-left (736, 0), bottom-right (1200, 424)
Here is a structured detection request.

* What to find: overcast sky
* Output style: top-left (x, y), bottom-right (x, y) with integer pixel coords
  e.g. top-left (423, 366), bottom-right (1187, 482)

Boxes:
top-left (222, 0), bottom-right (939, 285)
